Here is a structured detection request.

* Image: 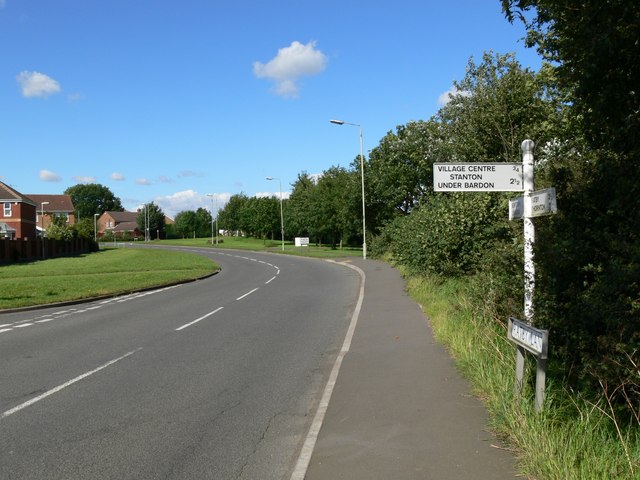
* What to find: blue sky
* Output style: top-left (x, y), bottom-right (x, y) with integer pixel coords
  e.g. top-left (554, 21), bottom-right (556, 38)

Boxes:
top-left (1, 0), bottom-right (540, 218)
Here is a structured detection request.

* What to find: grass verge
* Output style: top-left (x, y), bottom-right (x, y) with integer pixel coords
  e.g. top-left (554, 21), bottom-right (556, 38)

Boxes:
top-left (160, 236), bottom-right (363, 258)
top-left (405, 273), bottom-right (639, 480)
top-left (0, 248), bottom-right (218, 309)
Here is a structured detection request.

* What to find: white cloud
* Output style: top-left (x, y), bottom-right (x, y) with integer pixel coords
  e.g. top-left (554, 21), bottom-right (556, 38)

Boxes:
top-left (437, 86), bottom-right (471, 106)
top-left (111, 172), bottom-right (125, 181)
top-left (152, 190), bottom-right (230, 219)
top-left (135, 178), bottom-right (152, 185)
top-left (16, 71), bottom-right (61, 98)
top-left (67, 92), bottom-right (84, 102)
top-left (253, 41), bottom-right (327, 98)
top-left (73, 175), bottom-right (96, 183)
top-left (158, 175), bottom-right (175, 183)
top-left (39, 169), bottom-right (62, 182)
top-left (178, 170), bottom-right (204, 178)
top-left (255, 190), bottom-right (291, 200)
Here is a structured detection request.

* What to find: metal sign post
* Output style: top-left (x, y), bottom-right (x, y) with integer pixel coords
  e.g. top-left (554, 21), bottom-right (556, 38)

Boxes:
top-left (433, 142), bottom-right (555, 411)
top-left (518, 140), bottom-right (536, 399)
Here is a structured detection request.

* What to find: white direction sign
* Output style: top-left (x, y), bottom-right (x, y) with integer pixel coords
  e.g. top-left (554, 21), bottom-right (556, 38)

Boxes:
top-left (509, 187), bottom-right (557, 220)
top-left (433, 163), bottom-right (523, 192)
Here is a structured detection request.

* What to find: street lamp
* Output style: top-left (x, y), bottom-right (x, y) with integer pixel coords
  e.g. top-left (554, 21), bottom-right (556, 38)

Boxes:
top-left (330, 119), bottom-right (367, 259)
top-left (94, 213), bottom-right (99, 242)
top-left (206, 194), bottom-right (218, 245)
top-left (40, 201), bottom-right (49, 259)
top-left (266, 177), bottom-right (285, 251)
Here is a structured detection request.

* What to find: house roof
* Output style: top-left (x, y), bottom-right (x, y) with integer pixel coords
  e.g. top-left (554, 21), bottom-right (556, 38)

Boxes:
top-left (25, 194), bottom-right (74, 212)
top-left (0, 181), bottom-right (36, 206)
top-left (106, 211), bottom-right (138, 223)
top-left (112, 221), bottom-right (140, 232)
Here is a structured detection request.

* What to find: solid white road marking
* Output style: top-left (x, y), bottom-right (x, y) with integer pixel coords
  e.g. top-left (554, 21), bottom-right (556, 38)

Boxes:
top-left (1, 348), bottom-right (142, 419)
top-left (265, 276), bottom-right (276, 284)
top-left (290, 260), bottom-right (366, 480)
top-left (175, 307), bottom-right (224, 331)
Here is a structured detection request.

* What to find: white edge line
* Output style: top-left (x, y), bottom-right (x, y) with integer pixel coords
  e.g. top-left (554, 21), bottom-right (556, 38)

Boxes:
top-left (175, 306), bottom-right (224, 331)
top-left (236, 288), bottom-right (258, 301)
top-left (290, 260), bottom-right (366, 480)
top-left (1, 348), bottom-right (142, 419)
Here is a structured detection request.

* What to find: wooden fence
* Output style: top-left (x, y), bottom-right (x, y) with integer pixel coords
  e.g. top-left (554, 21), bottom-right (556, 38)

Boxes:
top-left (0, 238), bottom-right (97, 264)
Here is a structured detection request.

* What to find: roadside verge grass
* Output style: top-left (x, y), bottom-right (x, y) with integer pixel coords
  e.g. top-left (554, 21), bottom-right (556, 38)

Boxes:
top-left (405, 272), bottom-right (639, 479)
top-left (159, 237), bottom-right (362, 258)
top-left (0, 248), bottom-right (218, 309)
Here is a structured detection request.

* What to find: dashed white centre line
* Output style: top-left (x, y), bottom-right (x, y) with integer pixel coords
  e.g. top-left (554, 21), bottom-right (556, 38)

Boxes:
top-left (0, 328), bottom-right (12, 334)
top-left (1, 348), bottom-right (142, 419)
top-left (14, 323), bottom-right (34, 328)
top-left (236, 288), bottom-right (258, 301)
top-left (175, 307), bottom-right (224, 331)
top-left (265, 276), bottom-right (276, 284)
top-left (35, 318), bottom-right (55, 323)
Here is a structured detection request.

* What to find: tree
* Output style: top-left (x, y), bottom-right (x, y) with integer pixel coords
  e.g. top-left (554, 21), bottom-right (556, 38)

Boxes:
top-left (366, 120), bottom-right (441, 232)
top-left (218, 193), bottom-right (249, 234)
top-left (174, 210), bottom-right (198, 238)
top-left (194, 207), bottom-right (213, 238)
top-left (287, 172), bottom-right (317, 238)
top-left (503, 0), bottom-right (640, 409)
top-left (64, 184), bottom-right (124, 220)
top-left (136, 202), bottom-right (166, 240)
top-left (309, 166), bottom-right (358, 248)
top-left (45, 215), bottom-right (75, 241)
top-left (502, 0), bottom-right (640, 154)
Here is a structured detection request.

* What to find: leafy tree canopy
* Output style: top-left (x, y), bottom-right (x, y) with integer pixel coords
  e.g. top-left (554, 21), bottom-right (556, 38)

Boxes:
top-left (64, 183), bottom-right (124, 220)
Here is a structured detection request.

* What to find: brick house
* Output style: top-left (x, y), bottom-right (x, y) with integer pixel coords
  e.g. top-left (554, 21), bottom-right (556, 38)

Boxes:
top-left (0, 181), bottom-right (37, 240)
top-left (26, 194), bottom-right (76, 235)
top-left (98, 211), bottom-right (143, 239)
top-left (98, 211), bottom-right (174, 240)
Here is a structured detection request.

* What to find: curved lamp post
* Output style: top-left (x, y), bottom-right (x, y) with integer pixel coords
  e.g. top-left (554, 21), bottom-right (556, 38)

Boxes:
top-left (206, 193), bottom-right (219, 245)
top-left (330, 119), bottom-right (367, 259)
top-left (266, 177), bottom-right (285, 251)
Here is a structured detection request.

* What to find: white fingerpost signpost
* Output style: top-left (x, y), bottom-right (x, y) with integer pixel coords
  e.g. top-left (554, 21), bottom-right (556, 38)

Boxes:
top-left (433, 140), bottom-right (556, 412)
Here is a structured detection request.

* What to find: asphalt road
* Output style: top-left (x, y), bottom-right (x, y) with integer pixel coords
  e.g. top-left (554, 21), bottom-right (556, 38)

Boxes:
top-left (0, 248), bottom-right (359, 479)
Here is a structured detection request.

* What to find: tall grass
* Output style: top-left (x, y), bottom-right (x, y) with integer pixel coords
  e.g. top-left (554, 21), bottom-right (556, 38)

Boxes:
top-left (405, 273), bottom-right (640, 479)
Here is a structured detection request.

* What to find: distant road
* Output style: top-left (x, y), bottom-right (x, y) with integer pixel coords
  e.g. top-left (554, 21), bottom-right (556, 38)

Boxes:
top-left (0, 248), bottom-right (360, 480)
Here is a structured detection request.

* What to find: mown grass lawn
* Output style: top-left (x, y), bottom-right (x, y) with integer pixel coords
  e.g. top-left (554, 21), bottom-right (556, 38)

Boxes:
top-left (161, 236), bottom-right (363, 258)
top-left (0, 248), bottom-right (218, 309)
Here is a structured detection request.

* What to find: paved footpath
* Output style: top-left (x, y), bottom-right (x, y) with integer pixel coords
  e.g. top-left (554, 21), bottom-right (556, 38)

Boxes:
top-left (304, 258), bottom-right (520, 480)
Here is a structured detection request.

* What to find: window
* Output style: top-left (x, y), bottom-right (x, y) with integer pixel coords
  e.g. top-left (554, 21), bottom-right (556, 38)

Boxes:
top-left (3, 202), bottom-right (11, 217)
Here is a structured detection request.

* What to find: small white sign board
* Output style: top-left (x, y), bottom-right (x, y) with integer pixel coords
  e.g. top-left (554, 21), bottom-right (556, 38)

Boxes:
top-left (529, 187), bottom-right (557, 218)
top-left (295, 237), bottom-right (309, 247)
top-left (433, 163), bottom-right (523, 192)
top-left (509, 187), bottom-right (557, 220)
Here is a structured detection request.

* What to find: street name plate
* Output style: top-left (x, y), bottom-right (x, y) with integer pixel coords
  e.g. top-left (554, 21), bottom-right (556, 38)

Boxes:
top-left (509, 187), bottom-right (557, 220)
top-left (434, 163), bottom-right (523, 192)
top-left (509, 196), bottom-right (524, 220)
top-left (507, 317), bottom-right (549, 359)
top-left (529, 187), bottom-right (557, 218)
